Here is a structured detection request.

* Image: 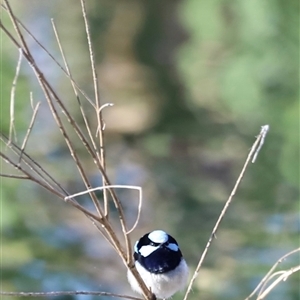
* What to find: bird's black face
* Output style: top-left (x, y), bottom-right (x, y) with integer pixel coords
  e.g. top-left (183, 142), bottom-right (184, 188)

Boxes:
top-left (134, 230), bottom-right (183, 274)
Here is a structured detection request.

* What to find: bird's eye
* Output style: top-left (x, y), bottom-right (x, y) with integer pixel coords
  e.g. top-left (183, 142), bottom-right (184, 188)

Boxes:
top-left (150, 242), bottom-right (156, 246)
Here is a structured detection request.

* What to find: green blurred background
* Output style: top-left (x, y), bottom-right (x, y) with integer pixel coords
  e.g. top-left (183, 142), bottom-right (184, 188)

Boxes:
top-left (1, 0), bottom-right (299, 299)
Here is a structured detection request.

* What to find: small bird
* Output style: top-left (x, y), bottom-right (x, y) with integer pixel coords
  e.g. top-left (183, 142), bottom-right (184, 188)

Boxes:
top-left (127, 230), bottom-right (189, 299)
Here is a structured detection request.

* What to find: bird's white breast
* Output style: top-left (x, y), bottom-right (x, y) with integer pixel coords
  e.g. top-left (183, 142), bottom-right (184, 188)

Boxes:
top-left (127, 258), bottom-right (189, 299)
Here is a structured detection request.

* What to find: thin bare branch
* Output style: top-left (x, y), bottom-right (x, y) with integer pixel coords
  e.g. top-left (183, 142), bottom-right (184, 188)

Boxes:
top-left (257, 265), bottom-right (300, 299)
top-left (245, 247), bottom-right (300, 300)
top-left (19, 97), bottom-right (40, 163)
top-left (96, 103), bottom-right (114, 135)
top-left (252, 125), bottom-right (269, 163)
top-left (80, 0), bottom-right (110, 218)
top-left (183, 125), bottom-right (271, 300)
top-left (0, 173), bottom-right (30, 179)
top-left (9, 47), bottom-right (23, 143)
top-left (0, 291), bottom-right (142, 300)
top-left (79, 0), bottom-right (100, 108)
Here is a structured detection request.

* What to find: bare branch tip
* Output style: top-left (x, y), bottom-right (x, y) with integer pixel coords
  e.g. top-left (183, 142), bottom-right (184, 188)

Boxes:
top-left (252, 124), bottom-right (270, 163)
top-left (99, 102), bottom-right (114, 113)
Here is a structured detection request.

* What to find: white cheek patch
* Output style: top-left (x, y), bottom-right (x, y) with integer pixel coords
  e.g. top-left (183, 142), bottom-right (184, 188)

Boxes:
top-left (139, 245), bottom-right (159, 257)
top-left (148, 230), bottom-right (168, 243)
top-left (167, 243), bottom-right (179, 252)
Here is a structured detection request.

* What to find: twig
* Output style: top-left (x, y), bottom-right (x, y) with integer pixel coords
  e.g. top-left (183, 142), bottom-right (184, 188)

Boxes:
top-left (252, 125), bottom-right (269, 163)
top-left (0, 174), bottom-right (30, 179)
top-left (19, 95), bottom-right (40, 163)
top-left (80, 0), bottom-right (109, 218)
top-left (9, 47), bottom-right (23, 143)
top-left (245, 247), bottom-right (300, 299)
top-left (0, 291), bottom-right (142, 300)
top-left (183, 125), bottom-right (270, 300)
top-left (257, 265), bottom-right (300, 299)
top-left (96, 103), bottom-right (114, 134)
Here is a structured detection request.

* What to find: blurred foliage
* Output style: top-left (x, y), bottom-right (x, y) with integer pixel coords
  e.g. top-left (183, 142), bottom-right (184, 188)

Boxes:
top-left (1, 0), bottom-right (299, 300)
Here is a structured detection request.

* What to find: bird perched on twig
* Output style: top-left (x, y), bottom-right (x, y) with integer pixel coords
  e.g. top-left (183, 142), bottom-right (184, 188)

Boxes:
top-left (128, 230), bottom-right (189, 299)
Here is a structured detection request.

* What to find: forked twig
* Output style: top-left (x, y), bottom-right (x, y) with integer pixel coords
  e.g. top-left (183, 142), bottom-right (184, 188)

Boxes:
top-left (183, 125), bottom-right (270, 300)
top-left (257, 265), bottom-right (300, 299)
top-left (245, 247), bottom-right (300, 300)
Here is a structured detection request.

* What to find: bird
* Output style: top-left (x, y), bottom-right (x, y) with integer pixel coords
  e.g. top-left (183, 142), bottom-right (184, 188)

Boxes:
top-left (127, 230), bottom-right (189, 299)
